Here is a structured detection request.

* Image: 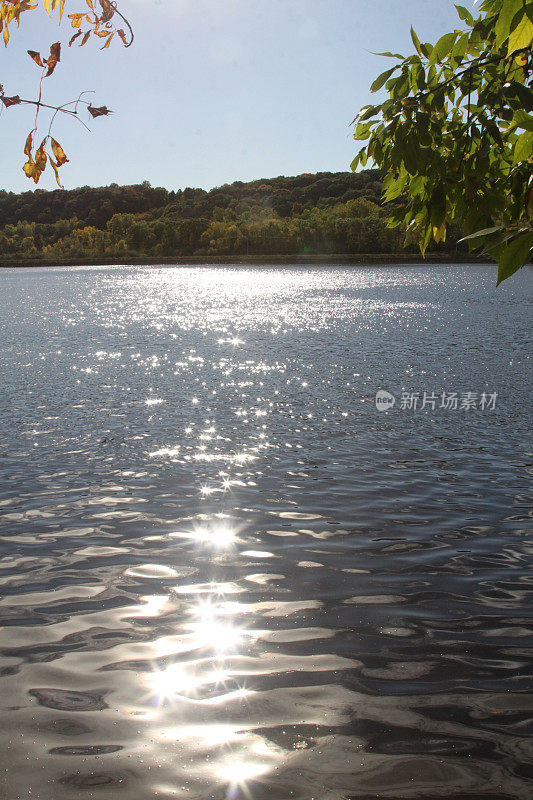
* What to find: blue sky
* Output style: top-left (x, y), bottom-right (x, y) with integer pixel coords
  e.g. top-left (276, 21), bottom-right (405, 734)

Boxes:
top-left (1, 0), bottom-right (467, 193)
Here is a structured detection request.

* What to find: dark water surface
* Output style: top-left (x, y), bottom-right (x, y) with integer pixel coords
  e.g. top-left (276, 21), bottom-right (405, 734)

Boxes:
top-left (0, 263), bottom-right (531, 800)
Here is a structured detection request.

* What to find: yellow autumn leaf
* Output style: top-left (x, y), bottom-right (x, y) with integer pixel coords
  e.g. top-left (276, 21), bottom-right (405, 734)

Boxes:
top-left (23, 157), bottom-right (42, 183)
top-left (23, 158), bottom-right (35, 178)
top-left (42, 0), bottom-right (50, 16)
top-left (508, 15), bottom-right (533, 56)
top-left (51, 137), bottom-right (68, 166)
top-left (35, 139), bottom-right (47, 171)
top-left (60, 0), bottom-right (65, 20)
top-left (49, 157), bottom-right (63, 188)
top-left (24, 131), bottom-right (33, 157)
top-left (68, 13), bottom-right (83, 28)
top-left (3, 23), bottom-right (8, 45)
top-left (432, 222), bottom-right (446, 244)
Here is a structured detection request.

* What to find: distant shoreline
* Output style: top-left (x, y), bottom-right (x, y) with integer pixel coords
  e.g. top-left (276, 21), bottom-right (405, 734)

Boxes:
top-left (0, 253), bottom-right (489, 269)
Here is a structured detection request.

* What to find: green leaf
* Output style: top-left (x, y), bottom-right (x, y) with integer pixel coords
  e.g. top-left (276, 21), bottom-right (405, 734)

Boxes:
top-left (508, 14), bottom-right (533, 55)
top-left (429, 186), bottom-right (446, 228)
top-left (513, 131), bottom-right (533, 164)
top-left (430, 32), bottom-right (458, 64)
top-left (455, 5), bottom-right (474, 26)
top-left (495, 0), bottom-right (523, 48)
top-left (504, 80), bottom-right (533, 112)
top-left (509, 110), bottom-right (533, 132)
top-left (495, 231), bottom-right (533, 285)
top-left (410, 26), bottom-right (422, 55)
top-left (358, 104), bottom-right (380, 121)
top-left (452, 32), bottom-right (469, 62)
top-left (374, 51), bottom-right (405, 59)
top-left (354, 121), bottom-right (373, 140)
top-left (459, 226), bottom-right (502, 243)
top-left (370, 66), bottom-right (399, 93)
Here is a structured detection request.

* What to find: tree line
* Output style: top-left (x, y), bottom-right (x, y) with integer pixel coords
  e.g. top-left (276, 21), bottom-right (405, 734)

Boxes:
top-left (0, 170), bottom-right (462, 262)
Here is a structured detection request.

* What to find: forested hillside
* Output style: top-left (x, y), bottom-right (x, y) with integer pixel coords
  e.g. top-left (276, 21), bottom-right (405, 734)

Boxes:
top-left (0, 170), bottom-right (461, 262)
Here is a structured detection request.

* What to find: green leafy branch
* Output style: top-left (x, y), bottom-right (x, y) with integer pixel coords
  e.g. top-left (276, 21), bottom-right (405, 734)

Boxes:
top-left (352, 0), bottom-right (533, 284)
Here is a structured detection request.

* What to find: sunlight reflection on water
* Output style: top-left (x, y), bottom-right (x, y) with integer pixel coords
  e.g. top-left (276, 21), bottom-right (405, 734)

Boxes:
top-left (0, 264), bottom-right (531, 799)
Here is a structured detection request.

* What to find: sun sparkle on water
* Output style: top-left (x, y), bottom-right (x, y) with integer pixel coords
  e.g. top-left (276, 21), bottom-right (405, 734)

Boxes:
top-left (170, 524), bottom-right (237, 548)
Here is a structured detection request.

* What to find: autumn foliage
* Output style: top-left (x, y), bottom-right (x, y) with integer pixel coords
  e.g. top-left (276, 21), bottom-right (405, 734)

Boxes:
top-left (0, 0), bottom-right (132, 186)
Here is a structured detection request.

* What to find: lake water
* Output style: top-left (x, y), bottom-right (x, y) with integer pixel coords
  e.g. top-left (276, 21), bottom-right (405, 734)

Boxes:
top-left (0, 263), bottom-right (531, 800)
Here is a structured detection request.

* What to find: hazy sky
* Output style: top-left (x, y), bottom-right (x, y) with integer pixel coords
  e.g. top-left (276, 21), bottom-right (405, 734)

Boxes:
top-left (1, 0), bottom-right (466, 193)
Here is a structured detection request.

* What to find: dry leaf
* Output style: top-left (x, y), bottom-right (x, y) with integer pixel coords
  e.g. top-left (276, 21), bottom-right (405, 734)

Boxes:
top-left (51, 138), bottom-right (69, 166)
top-left (1, 95), bottom-right (21, 107)
top-left (69, 30), bottom-right (82, 46)
top-left (68, 13), bottom-right (84, 28)
top-left (24, 131), bottom-right (33, 157)
top-left (99, 0), bottom-right (114, 23)
top-left (88, 104), bottom-right (112, 117)
top-left (49, 156), bottom-right (63, 188)
top-left (27, 49), bottom-right (44, 67)
top-left (44, 42), bottom-right (60, 76)
top-left (35, 138), bottom-right (47, 171)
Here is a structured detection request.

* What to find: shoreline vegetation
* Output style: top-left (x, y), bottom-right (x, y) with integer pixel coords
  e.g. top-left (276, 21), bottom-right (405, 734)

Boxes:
top-left (0, 169), bottom-right (474, 268)
top-left (0, 253), bottom-right (486, 269)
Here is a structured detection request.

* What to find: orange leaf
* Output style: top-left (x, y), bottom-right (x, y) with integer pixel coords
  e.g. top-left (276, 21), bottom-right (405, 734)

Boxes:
top-left (101, 32), bottom-right (114, 49)
top-left (117, 28), bottom-right (127, 46)
top-left (24, 131), bottom-right (33, 157)
top-left (3, 25), bottom-right (9, 46)
top-left (86, 0), bottom-right (94, 9)
top-left (68, 13), bottom-right (83, 28)
top-left (69, 30), bottom-right (82, 46)
top-left (81, 31), bottom-right (90, 46)
top-left (51, 138), bottom-right (69, 166)
top-left (44, 41), bottom-right (61, 76)
top-left (23, 159), bottom-right (35, 179)
top-left (50, 42), bottom-right (60, 60)
top-left (27, 50), bottom-right (44, 67)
